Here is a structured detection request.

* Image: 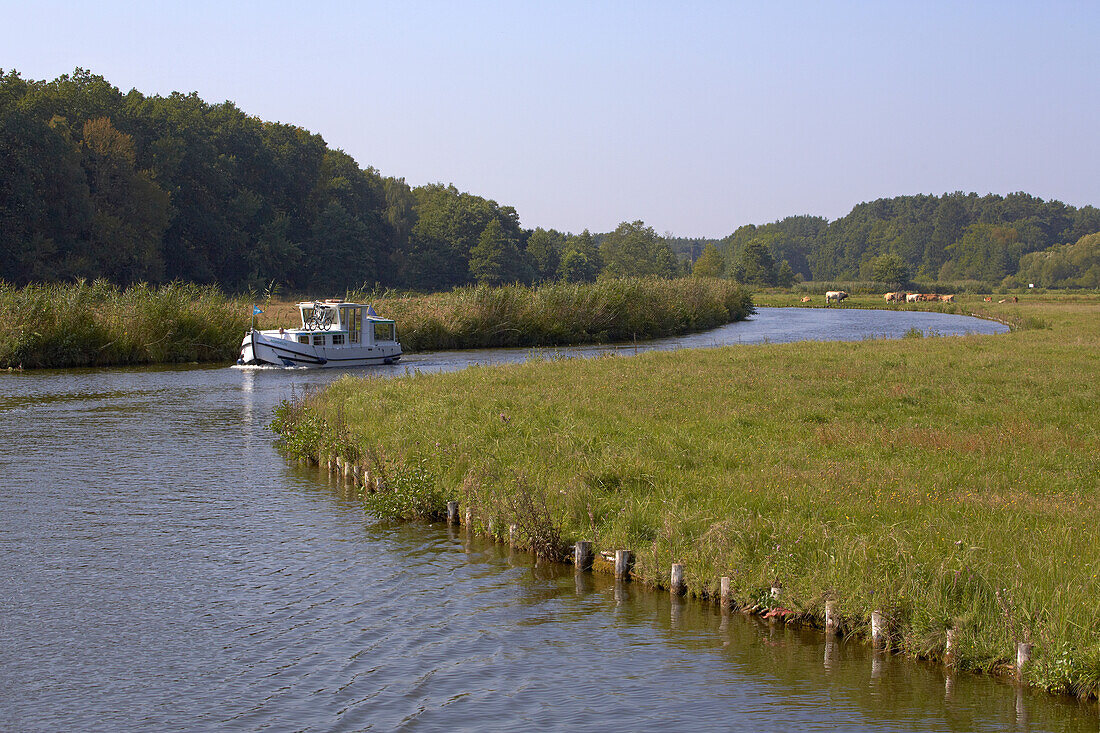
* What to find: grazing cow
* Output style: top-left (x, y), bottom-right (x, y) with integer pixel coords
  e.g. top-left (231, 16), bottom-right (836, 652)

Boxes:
top-left (983, 296), bottom-right (993, 302)
top-left (884, 292), bottom-right (903, 302)
top-left (825, 290), bottom-right (848, 305)
top-left (800, 296), bottom-right (812, 302)
top-left (918, 293), bottom-right (938, 302)
top-left (1012, 296), bottom-right (1019, 302)
top-left (906, 293), bottom-right (920, 303)
top-left (939, 294), bottom-right (955, 303)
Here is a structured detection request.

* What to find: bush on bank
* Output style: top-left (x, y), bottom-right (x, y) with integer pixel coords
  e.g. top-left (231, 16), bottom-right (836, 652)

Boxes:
top-left (271, 296), bottom-right (1100, 698)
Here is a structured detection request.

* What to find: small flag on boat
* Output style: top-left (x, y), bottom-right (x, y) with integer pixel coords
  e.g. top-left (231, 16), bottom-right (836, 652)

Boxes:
top-left (367, 304), bottom-right (377, 316)
top-left (253, 306), bottom-right (264, 315)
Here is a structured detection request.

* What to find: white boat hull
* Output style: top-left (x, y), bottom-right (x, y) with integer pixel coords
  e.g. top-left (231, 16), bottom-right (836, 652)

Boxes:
top-left (238, 330), bottom-right (402, 368)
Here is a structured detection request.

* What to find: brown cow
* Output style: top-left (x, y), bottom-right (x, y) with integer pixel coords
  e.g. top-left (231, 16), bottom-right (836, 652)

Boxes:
top-left (939, 294), bottom-right (955, 302)
top-left (800, 296), bottom-right (812, 303)
top-left (983, 297), bottom-right (993, 302)
top-left (884, 292), bottom-right (904, 302)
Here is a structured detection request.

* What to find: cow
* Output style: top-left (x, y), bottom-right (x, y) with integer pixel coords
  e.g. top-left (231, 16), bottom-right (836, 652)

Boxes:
top-left (884, 292), bottom-right (903, 302)
top-left (800, 296), bottom-right (812, 303)
top-left (825, 290), bottom-right (848, 305)
top-left (983, 296), bottom-right (993, 302)
top-left (939, 294), bottom-right (955, 303)
top-left (906, 293), bottom-right (920, 303)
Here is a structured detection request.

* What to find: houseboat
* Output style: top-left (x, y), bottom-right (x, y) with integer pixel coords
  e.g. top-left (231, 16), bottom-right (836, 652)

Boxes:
top-left (237, 300), bottom-right (402, 368)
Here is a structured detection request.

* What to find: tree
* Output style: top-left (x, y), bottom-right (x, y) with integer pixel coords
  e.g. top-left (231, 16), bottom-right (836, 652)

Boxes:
top-left (870, 253), bottom-right (909, 287)
top-left (776, 259), bottom-right (796, 287)
top-left (558, 230), bottom-right (600, 282)
top-left (79, 117), bottom-right (169, 283)
top-left (468, 219), bottom-right (531, 285)
top-left (525, 228), bottom-right (563, 281)
top-left (731, 238), bottom-right (777, 285)
top-left (691, 243), bottom-right (724, 277)
top-left (599, 221), bottom-right (678, 278)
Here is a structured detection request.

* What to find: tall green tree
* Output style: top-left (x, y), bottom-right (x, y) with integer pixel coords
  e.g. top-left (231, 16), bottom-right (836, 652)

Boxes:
top-left (558, 230), bottom-right (601, 282)
top-left (730, 238), bottom-right (777, 285)
top-left (525, 228), bottom-right (564, 281)
top-left (692, 242), bottom-right (724, 277)
top-left (599, 221), bottom-right (678, 278)
top-left (468, 218), bottom-right (531, 285)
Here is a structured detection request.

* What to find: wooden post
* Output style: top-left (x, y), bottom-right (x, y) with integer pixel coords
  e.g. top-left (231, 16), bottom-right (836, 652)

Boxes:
top-left (574, 541), bottom-right (593, 571)
top-left (720, 576), bottom-right (731, 608)
top-left (509, 524), bottom-right (518, 546)
top-left (614, 550), bottom-right (634, 580)
top-left (487, 518), bottom-right (495, 536)
top-left (825, 601), bottom-right (839, 634)
top-left (1016, 642), bottom-right (1033, 677)
top-left (344, 459), bottom-right (353, 479)
top-left (446, 501), bottom-right (459, 525)
top-left (871, 610), bottom-right (886, 647)
top-left (464, 507), bottom-right (473, 526)
top-left (770, 582), bottom-right (781, 600)
top-left (945, 627), bottom-right (957, 661)
top-left (670, 563), bottom-right (685, 595)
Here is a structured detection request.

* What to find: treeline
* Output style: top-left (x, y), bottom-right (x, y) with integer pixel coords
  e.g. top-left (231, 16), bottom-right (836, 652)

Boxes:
top-left (4, 70), bottom-right (1098, 294)
top-left (0, 69), bottom-right (684, 293)
top-left (705, 194), bottom-right (1100, 288)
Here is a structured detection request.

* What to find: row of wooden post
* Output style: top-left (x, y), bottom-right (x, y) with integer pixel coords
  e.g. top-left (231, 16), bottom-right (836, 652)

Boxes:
top-left (334, 476), bottom-right (1037, 679)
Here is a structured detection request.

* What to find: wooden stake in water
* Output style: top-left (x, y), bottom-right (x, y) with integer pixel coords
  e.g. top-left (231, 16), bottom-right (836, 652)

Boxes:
top-left (825, 601), bottom-right (839, 634)
top-left (871, 610), bottom-right (886, 647)
top-left (509, 524), bottom-right (517, 546)
top-left (574, 541), bottom-right (593, 571)
top-left (720, 576), bottom-right (731, 608)
top-left (945, 627), bottom-right (957, 662)
top-left (464, 507), bottom-right (473, 526)
top-left (446, 501), bottom-right (459, 525)
top-left (670, 563), bottom-right (685, 595)
top-left (615, 550), bottom-right (634, 580)
top-left (1016, 642), bottom-right (1033, 677)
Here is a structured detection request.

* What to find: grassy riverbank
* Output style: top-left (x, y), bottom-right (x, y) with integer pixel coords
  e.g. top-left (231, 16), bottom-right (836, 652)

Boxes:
top-left (0, 281), bottom-right (248, 368)
top-left (272, 295), bottom-right (1100, 697)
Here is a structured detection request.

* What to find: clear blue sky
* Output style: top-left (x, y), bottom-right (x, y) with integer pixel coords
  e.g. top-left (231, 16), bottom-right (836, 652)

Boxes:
top-left (4, 1), bottom-right (1098, 237)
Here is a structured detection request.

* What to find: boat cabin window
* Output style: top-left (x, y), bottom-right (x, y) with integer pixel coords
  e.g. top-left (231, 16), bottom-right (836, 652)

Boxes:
top-left (332, 334), bottom-right (345, 345)
top-left (297, 335), bottom-right (309, 344)
top-left (300, 307), bottom-right (314, 328)
top-left (373, 322), bottom-right (395, 342)
top-left (343, 307), bottom-right (361, 343)
top-left (313, 334), bottom-right (325, 346)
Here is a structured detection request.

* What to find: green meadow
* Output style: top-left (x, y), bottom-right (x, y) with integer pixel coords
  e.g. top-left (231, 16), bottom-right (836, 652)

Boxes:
top-left (273, 294), bottom-right (1100, 697)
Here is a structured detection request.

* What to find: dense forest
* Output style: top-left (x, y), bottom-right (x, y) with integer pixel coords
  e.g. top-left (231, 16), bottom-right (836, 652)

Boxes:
top-left (711, 194), bottom-right (1100, 289)
top-left (3, 69), bottom-right (1098, 293)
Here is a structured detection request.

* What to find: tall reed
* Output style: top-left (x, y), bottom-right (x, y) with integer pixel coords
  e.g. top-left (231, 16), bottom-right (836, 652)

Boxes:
top-left (356, 277), bottom-right (753, 352)
top-left (0, 280), bottom-right (249, 368)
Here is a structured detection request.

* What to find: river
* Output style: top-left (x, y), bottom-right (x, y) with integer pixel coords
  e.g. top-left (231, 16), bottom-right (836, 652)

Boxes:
top-left (3, 308), bottom-right (1095, 731)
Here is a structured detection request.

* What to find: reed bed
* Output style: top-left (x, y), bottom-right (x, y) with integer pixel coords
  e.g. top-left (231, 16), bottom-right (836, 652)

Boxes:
top-left (272, 295), bottom-right (1100, 698)
top-left (353, 278), bottom-right (753, 352)
top-left (0, 280), bottom-right (249, 368)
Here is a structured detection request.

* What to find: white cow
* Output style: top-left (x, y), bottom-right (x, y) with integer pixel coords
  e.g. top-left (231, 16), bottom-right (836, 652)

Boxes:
top-left (825, 290), bottom-right (849, 306)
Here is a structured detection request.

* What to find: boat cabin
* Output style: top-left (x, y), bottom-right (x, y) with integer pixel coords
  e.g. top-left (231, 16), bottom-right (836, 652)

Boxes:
top-left (290, 300), bottom-right (396, 348)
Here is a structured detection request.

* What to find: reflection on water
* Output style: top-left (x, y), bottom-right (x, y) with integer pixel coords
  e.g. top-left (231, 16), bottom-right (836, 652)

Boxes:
top-left (3, 310), bottom-right (1093, 731)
